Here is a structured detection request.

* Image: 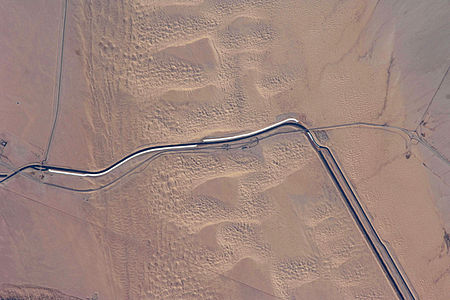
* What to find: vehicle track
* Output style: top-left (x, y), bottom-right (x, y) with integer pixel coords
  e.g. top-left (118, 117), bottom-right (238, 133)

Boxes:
top-left (42, 0), bottom-right (68, 164)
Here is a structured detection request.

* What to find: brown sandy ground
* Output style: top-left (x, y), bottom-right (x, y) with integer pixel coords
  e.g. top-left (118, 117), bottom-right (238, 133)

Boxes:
top-left (0, 283), bottom-right (83, 300)
top-left (1, 0), bottom-right (449, 299)
top-left (66, 131), bottom-right (396, 298)
top-left (0, 0), bottom-right (63, 167)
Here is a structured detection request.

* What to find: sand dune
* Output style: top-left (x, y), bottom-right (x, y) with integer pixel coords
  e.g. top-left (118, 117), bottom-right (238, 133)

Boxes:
top-left (0, 0), bottom-right (449, 299)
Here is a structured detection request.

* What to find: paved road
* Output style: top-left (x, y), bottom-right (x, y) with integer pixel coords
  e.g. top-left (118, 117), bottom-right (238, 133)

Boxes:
top-left (0, 118), bottom-right (417, 299)
top-left (305, 131), bottom-right (417, 300)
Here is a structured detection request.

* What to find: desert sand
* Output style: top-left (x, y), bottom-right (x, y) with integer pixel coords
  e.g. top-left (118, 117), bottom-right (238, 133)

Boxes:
top-left (0, 0), bottom-right (449, 299)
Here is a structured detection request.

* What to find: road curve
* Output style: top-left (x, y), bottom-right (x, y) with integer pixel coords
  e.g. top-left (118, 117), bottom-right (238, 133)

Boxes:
top-left (0, 118), bottom-right (302, 182)
top-left (0, 118), bottom-right (417, 299)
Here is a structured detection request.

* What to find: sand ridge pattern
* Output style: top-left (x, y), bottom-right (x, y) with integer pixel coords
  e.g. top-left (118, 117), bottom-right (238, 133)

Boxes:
top-left (0, 284), bottom-right (83, 300)
top-left (0, 0), bottom-right (449, 299)
top-left (74, 132), bottom-right (394, 299)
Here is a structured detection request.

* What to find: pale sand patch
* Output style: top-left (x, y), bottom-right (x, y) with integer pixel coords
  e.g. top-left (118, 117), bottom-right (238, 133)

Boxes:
top-left (225, 257), bottom-right (275, 299)
top-left (162, 37), bottom-right (218, 69)
top-left (193, 176), bottom-right (240, 206)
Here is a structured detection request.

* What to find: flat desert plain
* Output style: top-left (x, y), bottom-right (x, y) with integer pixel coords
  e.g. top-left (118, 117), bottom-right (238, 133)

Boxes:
top-left (0, 0), bottom-right (449, 299)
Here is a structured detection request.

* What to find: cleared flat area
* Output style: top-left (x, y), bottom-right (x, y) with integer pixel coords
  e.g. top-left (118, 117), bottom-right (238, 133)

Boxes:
top-left (0, 0), bottom-right (449, 299)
